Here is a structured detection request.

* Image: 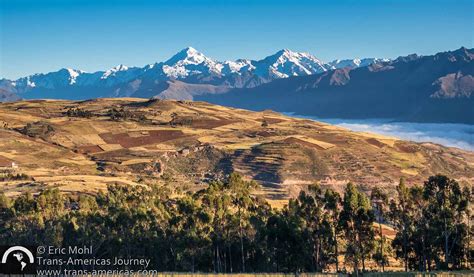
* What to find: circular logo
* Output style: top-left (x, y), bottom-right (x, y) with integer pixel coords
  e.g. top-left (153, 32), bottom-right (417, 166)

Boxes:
top-left (0, 246), bottom-right (36, 274)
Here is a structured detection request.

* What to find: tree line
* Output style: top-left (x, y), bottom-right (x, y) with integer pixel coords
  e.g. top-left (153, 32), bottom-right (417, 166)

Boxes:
top-left (0, 174), bottom-right (472, 274)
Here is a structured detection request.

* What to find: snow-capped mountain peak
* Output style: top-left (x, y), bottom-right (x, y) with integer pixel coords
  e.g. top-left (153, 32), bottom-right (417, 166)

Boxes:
top-left (274, 49), bottom-right (317, 60)
top-left (163, 47), bottom-right (222, 78)
top-left (101, 64), bottom-right (130, 79)
top-left (0, 46), bottom-right (389, 99)
top-left (221, 59), bottom-right (254, 75)
top-left (254, 49), bottom-right (328, 78)
top-left (165, 47), bottom-right (210, 66)
top-left (57, 68), bottom-right (83, 85)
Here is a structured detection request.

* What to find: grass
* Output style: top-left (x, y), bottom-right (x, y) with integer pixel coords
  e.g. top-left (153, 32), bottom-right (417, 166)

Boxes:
top-left (289, 135), bottom-right (336, 149)
top-left (1, 98), bottom-right (474, 199)
top-left (388, 151), bottom-right (426, 173)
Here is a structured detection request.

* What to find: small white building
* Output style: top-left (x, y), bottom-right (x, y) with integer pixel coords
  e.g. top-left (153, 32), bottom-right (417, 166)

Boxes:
top-left (0, 159), bottom-right (18, 171)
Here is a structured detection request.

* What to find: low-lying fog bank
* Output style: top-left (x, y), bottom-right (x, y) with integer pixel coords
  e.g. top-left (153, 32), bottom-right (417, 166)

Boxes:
top-left (286, 114), bottom-right (474, 151)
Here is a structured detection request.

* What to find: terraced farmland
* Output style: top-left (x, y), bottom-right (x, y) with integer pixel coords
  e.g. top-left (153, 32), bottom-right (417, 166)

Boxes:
top-left (0, 98), bottom-right (473, 200)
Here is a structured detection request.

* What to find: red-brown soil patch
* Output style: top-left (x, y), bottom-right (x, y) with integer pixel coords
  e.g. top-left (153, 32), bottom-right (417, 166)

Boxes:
top-left (190, 117), bottom-right (237, 129)
top-left (255, 131), bottom-right (274, 137)
top-left (313, 134), bottom-right (350, 146)
top-left (0, 155), bottom-right (14, 167)
top-left (100, 130), bottom-right (185, 148)
top-left (92, 148), bottom-right (132, 162)
top-left (396, 142), bottom-right (419, 153)
top-left (366, 138), bottom-right (385, 148)
top-left (77, 145), bottom-right (103, 154)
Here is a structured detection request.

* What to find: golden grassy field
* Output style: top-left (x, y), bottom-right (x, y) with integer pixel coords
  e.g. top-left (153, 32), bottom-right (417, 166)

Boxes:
top-left (0, 98), bottom-right (473, 199)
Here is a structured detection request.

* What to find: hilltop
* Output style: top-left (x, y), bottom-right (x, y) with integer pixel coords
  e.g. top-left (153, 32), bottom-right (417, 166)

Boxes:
top-left (0, 99), bottom-right (473, 203)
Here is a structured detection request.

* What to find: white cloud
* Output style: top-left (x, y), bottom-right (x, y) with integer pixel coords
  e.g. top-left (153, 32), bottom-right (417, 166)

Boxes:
top-left (285, 114), bottom-right (474, 151)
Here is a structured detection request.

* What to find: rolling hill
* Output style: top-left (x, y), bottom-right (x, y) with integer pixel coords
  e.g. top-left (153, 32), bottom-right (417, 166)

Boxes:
top-left (0, 99), bottom-right (473, 203)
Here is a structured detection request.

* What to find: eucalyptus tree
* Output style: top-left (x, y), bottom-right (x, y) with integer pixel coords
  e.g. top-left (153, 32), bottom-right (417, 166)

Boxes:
top-left (0, 173), bottom-right (471, 273)
top-left (339, 183), bottom-right (375, 276)
top-left (199, 180), bottom-right (233, 272)
top-left (422, 175), bottom-right (470, 269)
top-left (324, 188), bottom-right (342, 272)
top-left (227, 173), bottom-right (257, 272)
top-left (172, 194), bottom-right (212, 271)
top-left (267, 199), bottom-right (310, 272)
top-left (389, 178), bottom-right (413, 271)
top-left (371, 187), bottom-right (389, 271)
top-left (291, 184), bottom-right (336, 271)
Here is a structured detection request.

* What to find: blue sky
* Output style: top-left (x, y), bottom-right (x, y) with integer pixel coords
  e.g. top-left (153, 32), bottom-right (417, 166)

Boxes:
top-left (1, 0), bottom-right (472, 79)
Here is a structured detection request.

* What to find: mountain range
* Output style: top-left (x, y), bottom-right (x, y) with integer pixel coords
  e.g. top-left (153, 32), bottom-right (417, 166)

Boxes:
top-left (0, 47), bottom-right (386, 100)
top-left (1, 47), bottom-right (472, 124)
top-left (198, 47), bottom-right (474, 124)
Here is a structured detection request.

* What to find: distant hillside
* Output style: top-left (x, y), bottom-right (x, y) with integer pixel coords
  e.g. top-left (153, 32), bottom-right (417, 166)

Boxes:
top-left (0, 88), bottom-right (20, 102)
top-left (0, 99), bottom-right (473, 200)
top-left (198, 47), bottom-right (474, 124)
